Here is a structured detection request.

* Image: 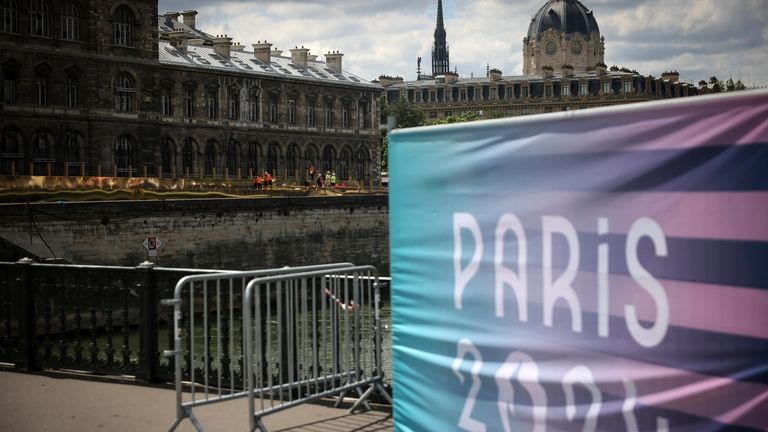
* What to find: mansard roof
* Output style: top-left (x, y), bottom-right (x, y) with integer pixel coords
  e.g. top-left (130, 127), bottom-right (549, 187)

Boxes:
top-left (157, 17), bottom-right (380, 90)
top-left (159, 43), bottom-right (379, 89)
top-left (383, 70), bottom-right (694, 89)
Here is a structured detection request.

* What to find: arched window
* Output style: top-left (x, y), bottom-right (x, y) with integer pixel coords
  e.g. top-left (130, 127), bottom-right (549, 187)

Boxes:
top-left (286, 144), bottom-right (299, 179)
top-left (28, 0), bottom-right (49, 37)
top-left (0, 0), bottom-right (18, 33)
top-left (61, 0), bottom-right (79, 40)
top-left (322, 146), bottom-right (335, 173)
top-left (225, 140), bottom-right (238, 177)
top-left (182, 138), bottom-right (196, 176)
top-left (60, 130), bottom-right (80, 173)
top-left (356, 146), bottom-right (370, 181)
top-left (204, 140), bottom-right (217, 177)
top-left (304, 146), bottom-right (317, 172)
top-left (266, 143), bottom-right (278, 176)
top-left (246, 142), bottom-right (259, 176)
top-left (115, 135), bottom-right (135, 176)
top-left (0, 127), bottom-right (22, 174)
top-left (116, 73), bottom-right (135, 112)
top-left (161, 137), bottom-right (174, 176)
top-left (32, 130), bottom-right (53, 160)
top-left (113, 6), bottom-right (133, 47)
top-left (338, 147), bottom-right (352, 180)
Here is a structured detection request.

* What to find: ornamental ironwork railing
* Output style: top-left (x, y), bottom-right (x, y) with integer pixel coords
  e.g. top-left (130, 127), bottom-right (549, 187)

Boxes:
top-left (0, 259), bottom-right (392, 395)
top-left (0, 259), bottom-right (237, 383)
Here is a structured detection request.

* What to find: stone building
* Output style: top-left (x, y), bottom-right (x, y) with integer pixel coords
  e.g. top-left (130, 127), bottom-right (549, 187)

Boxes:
top-left (379, 0), bottom-right (697, 121)
top-left (0, 0), bottom-right (383, 182)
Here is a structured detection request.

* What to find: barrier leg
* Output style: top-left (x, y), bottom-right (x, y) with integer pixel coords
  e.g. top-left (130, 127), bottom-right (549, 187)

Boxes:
top-left (252, 416), bottom-right (268, 432)
top-left (186, 409), bottom-right (205, 432)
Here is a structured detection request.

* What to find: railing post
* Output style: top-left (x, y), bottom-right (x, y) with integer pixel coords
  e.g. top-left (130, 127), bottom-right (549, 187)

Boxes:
top-left (15, 257), bottom-right (39, 371)
top-left (136, 261), bottom-right (158, 383)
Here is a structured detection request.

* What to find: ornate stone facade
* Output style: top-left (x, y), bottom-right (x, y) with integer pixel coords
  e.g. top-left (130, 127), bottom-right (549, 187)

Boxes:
top-left (380, 0), bottom-right (696, 122)
top-left (0, 1), bottom-right (382, 182)
top-left (523, 0), bottom-right (604, 75)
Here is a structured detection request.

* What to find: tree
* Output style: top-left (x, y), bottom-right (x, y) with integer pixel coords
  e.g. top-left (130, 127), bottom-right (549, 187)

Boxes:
top-left (426, 111), bottom-right (479, 125)
top-left (380, 98), bottom-right (424, 171)
top-left (709, 76), bottom-right (724, 92)
top-left (384, 98), bottom-right (425, 129)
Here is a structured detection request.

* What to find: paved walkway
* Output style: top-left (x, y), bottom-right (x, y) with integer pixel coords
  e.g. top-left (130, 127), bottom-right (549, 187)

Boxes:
top-left (0, 371), bottom-right (393, 432)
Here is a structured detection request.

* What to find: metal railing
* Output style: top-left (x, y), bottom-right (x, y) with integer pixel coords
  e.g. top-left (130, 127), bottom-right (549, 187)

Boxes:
top-left (0, 259), bottom-right (240, 381)
top-left (166, 264), bottom-right (391, 432)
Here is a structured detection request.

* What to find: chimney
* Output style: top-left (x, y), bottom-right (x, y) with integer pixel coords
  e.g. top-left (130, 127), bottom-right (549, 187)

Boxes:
top-left (290, 46), bottom-right (310, 68)
top-left (325, 51), bottom-right (344, 74)
top-left (163, 11), bottom-right (180, 26)
top-left (561, 64), bottom-right (574, 77)
top-left (595, 63), bottom-right (607, 75)
top-left (213, 35), bottom-right (232, 58)
top-left (541, 66), bottom-right (554, 79)
top-left (188, 38), bottom-right (205, 46)
top-left (489, 68), bottom-right (502, 81)
top-left (307, 54), bottom-right (318, 62)
top-left (252, 41), bottom-right (273, 63)
top-left (168, 30), bottom-right (191, 53)
top-left (444, 71), bottom-right (459, 84)
top-left (231, 42), bottom-right (245, 52)
top-left (662, 71), bottom-right (680, 83)
top-left (181, 10), bottom-right (197, 29)
top-left (271, 48), bottom-right (283, 57)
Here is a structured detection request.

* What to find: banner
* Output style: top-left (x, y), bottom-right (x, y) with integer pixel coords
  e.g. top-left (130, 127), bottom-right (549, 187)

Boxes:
top-left (389, 91), bottom-right (768, 431)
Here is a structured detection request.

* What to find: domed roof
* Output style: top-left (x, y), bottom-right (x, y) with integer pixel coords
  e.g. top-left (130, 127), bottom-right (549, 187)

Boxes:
top-left (527, 0), bottom-right (600, 41)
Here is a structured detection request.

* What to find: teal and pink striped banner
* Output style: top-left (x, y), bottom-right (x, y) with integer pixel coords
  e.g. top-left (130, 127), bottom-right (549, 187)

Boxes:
top-left (389, 91), bottom-right (768, 431)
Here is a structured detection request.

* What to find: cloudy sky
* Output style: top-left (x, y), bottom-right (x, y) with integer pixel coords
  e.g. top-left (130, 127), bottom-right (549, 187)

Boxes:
top-left (158, 0), bottom-right (768, 86)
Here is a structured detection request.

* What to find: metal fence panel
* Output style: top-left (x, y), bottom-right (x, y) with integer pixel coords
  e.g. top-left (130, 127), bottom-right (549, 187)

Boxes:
top-left (244, 266), bottom-right (391, 432)
top-left (167, 263), bottom-right (373, 432)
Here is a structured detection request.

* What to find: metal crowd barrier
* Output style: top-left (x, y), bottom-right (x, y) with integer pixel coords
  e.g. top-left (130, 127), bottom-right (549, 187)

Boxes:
top-left (244, 265), bottom-right (391, 432)
top-left (165, 264), bottom-right (391, 432)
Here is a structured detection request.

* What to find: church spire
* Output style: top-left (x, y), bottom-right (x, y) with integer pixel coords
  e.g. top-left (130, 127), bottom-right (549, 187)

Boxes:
top-left (435, 0), bottom-right (446, 39)
top-left (431, 0), bottom-right (450, 76)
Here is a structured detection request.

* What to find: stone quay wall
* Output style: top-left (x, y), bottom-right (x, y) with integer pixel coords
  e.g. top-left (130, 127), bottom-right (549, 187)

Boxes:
top-left (0, 196), bottom-right (390, 274)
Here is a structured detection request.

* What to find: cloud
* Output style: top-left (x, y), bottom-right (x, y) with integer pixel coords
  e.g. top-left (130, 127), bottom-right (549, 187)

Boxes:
top-left (159, 0), bottom-right (768, 85)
